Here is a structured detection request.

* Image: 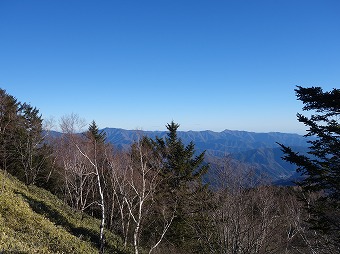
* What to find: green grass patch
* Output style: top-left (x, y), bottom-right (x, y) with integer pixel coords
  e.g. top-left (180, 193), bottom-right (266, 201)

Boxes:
top-left (0, 170), bottom-right (128, 253)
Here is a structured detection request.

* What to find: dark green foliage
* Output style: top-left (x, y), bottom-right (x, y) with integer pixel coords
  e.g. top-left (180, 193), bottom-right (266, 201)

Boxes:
top-left (16, 102), bottom-right (52, 185)
top-left (0, 89), bottom-right (53, 186)
top-left (87, 120), bottom-right (106, 144)
top-left (0, 89), bottom-right (20, 172)
top-left (153, 121), bottom-right (210, 251)
top-left (156, 121), bottom-right (208, 189)
top-left (279, 86), bottom-right (340, 248)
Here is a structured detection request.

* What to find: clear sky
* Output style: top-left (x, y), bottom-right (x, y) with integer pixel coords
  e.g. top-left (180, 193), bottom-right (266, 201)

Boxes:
top-left (1, 0), bottom-right (339, 134)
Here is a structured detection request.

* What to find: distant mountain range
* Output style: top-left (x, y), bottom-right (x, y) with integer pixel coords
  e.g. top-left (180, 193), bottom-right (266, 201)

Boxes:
top-left (101, 128), bottom-right (310, 182)
top-left (48, 128), bottom-right (309, 183)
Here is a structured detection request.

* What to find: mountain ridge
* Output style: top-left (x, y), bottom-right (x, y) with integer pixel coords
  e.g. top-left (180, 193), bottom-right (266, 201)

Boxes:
top-left (48, 128), bottom-right (309, 182)
top-left (100, 128), bottom-right (309, 181)
top-left (102, 127), bottom-right (308, 152)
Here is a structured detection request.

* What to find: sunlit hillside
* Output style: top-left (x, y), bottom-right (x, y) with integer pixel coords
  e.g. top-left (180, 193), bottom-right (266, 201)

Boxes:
top-left (0, 170), bottom-right (129, 254)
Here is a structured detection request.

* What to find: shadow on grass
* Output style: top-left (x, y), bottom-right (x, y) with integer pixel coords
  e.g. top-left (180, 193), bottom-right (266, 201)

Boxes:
top-left (15, 191), bottom-right (127, 254)
top-left (0, 251), bottom-right (29, 254)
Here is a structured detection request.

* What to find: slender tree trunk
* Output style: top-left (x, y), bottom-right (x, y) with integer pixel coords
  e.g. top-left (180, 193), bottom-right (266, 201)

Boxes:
top-left (96, 166), bottom-right (105, 254)
top-left (133, 199), bottom-right (143, 254)
top-left (76, 143), bottom-right (106, 254)
top-left (133, 225), bottom-right (139, 254)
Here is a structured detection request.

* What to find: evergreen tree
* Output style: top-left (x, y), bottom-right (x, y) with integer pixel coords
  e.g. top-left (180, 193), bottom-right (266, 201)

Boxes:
top-left (87, 120), bottom-right (106, 144)
top-left (154, 121), bottom-right (209, 251)
top-left (16, 102), bottom-right (51, 185)
top-left (279, 86), bottom-right (340, 249)
top-left (0, 89), bottom-right (52, 185)
top-left (156, 121), bottom-right (208, 189)
top-left (0, 89), bottom-right (19, 172)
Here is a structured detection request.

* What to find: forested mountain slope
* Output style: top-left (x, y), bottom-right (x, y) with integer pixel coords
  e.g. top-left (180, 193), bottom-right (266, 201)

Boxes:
top-left (103, 128), bottom-right (308, 154)
top-left (102, 128), bottom-right (310, 181)
top-left (48, 128), bottom-right (309, 181)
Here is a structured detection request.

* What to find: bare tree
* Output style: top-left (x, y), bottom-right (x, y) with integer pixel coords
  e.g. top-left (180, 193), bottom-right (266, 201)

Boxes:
top-left (203, 155), bottom-right (334, 254)
top-left (75, 139), bottom-right (106, 253)
top-left (283, 189), bottom-right (340, 254)
top-left (57, 139), bottom-right (94, 212)
top-left (55, 114), bottom-right (92, 210)
top-left (107, 136), bottom-right (176, 254)
top-left (106, 150), bottom-right (132, 247)
top-left (207, 156), bottom-right (288, 253)
top-left (56, 114), bottom-right (106, 253)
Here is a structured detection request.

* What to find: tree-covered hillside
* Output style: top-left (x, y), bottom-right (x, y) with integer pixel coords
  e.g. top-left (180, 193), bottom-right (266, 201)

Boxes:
top-left (101, 128), bottom-right (311, 181)
top-left (1, 87), bottom-right (339, 253)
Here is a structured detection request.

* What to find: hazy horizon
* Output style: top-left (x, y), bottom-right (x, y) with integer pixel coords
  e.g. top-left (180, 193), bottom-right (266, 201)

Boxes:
top-left (1, 1), bottom-right (339, 134)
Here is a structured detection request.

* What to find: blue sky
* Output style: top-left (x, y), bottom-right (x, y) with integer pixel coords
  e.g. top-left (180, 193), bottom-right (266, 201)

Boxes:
top-left (1, 0), bottom-right (339, 133)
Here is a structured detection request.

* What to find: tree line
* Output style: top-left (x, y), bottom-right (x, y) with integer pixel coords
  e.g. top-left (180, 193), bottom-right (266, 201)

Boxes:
top-left (0, 87), bottom-right (339, 253)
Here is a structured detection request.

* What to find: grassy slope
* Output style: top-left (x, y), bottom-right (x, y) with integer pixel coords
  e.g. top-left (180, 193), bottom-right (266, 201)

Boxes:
top-left (0, 170), bottom-right (129, 254)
